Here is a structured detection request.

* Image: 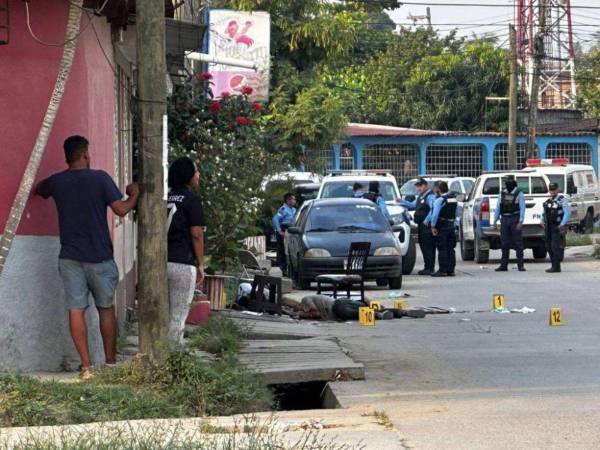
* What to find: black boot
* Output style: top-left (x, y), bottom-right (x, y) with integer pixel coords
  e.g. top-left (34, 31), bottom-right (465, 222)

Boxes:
top-left (495, 266), bottom-right (508, 272)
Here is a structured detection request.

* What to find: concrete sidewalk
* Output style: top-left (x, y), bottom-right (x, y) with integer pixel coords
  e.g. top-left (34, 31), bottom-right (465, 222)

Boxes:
top-left (0, 407), bottom-right (408, 449)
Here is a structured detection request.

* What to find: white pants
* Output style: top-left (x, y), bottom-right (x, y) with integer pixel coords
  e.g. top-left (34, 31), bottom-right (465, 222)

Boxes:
top-left (167, 262), bottom-right (197, 345)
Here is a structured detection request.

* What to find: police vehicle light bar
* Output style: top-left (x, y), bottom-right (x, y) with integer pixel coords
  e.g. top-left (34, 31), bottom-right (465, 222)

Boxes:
top-left (526, 158), bottom-right (569, 167)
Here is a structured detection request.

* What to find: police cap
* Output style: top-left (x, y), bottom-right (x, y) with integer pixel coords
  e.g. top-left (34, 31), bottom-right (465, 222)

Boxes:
top-left (548, 182), bottom-right (559, 191)
top-left (415, 177), bottom-right (428, 186)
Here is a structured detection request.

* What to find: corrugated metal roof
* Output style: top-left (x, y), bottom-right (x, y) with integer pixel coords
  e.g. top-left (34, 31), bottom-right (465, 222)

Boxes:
top-left (345, 123), bottom-right (444, 137)
top-left (344, 123), bottom-right (597, 138)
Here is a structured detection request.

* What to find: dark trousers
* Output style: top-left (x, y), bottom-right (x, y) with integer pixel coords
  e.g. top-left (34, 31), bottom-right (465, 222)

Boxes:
top-left (276, 233), bottom-right (287, 274)
top-left (418, 223), bottom-right (436, 272)
top-left (546, 225), bottom-right (565, 270)
top-left (436, 223), bottom-right (456, 274)
top-left (500, 214), bottom-right (524, 268)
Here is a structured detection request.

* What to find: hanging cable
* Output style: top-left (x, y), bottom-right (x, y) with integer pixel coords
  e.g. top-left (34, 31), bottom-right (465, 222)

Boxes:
top-left (25, 1), bottom-right (92, 47)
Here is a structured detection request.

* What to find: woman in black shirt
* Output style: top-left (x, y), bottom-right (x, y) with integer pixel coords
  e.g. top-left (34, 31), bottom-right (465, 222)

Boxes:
top-left (167, 157), bottom-right (205, 345)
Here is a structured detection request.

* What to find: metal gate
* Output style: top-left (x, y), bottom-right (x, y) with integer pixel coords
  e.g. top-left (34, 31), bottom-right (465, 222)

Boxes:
top-left (493, 144), bottom-right (529, 171)
top-left (306, 148), bottom-right (334, 174)
top-left (363, 144), bottom-right (419, 185)
top-left (546, 143), bottom-right (592, 166)
top-left (426, 144), bottom-right (483, 178)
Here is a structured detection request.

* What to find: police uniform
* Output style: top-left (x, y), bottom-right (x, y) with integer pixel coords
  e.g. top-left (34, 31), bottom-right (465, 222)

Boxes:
top-left (430, 193), bottom-right (458, 276)
top-left (402, 187), bottom-right (436, 274)
top-left (272, 203), bottom-right (297, 274)
top-left (543, 189), bottom-right (571, 273)
top-left (494, 184), bottom-right (526, 271)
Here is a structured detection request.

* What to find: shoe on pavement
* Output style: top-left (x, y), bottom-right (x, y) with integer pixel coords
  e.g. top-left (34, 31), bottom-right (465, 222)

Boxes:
top-left (518, 266), bottom-right (526, 272)
top-left (418, 269), bottom-right (432, 275)
top-left (447, 272), bottom-right (456, 277)
top-left (495, 266), bottom-right (508, 272)
top-left (431, 271), bottom-right (448, 277)
top-left (375, 310), bottom-right (394, 320)
top-left (546, 268), bottom-right (561, 273)
top-left (79, 367), bottom-right (94, 381)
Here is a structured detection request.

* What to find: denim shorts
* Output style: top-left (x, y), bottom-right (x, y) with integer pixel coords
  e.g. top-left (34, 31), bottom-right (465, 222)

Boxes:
top-left (58, 259), bottom-right (119, 310)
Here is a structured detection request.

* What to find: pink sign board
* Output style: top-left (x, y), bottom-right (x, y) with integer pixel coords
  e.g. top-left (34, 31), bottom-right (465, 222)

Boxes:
top-left (208, 10), bottom-right (270, 101)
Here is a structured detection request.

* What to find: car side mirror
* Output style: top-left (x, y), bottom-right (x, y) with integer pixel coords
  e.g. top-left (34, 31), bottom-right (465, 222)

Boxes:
top-left (287, 226), bottom-right (301, 235)
top-left (392, 224), bottom-right (404, 232)
top-left (405, 194), bottom-right (416, 202)
top-left (456, 193), bottom-right (466, 202)
top-left (389, 219), bottom-right (395, 226)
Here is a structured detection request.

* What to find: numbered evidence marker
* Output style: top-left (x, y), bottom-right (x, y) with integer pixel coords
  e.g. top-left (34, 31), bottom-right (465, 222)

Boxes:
top-left (493, 294), bottom-right (505, 309)
top-left (549, 307), bottom-right (564, 326)
top-left (359, 307), bottom-right (376, 326)
top-left (369, 300), bottom-right (382, 311)
top-left (394, 299), bottom-right (407, 310)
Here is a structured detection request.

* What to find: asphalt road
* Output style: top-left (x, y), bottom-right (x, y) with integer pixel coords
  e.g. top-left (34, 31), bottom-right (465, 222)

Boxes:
top-left (318, 246), bottom-right (600, 450)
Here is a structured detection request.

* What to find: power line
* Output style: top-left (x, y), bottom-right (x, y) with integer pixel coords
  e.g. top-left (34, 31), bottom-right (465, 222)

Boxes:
top-left (392, 1), bottom-right (600, 10)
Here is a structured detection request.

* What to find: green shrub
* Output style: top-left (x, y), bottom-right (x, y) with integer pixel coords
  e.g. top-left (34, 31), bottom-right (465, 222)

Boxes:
top-left (188, 315), bottom-right (245, 356)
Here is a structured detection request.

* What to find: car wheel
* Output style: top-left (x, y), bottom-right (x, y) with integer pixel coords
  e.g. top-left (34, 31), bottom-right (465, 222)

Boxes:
top-left (376, 279), bottom-right (388, 287)
top-left (474, 237), bottom-right (489, 264)
top-left (583, 210), bottom-right (594, 234)
top-left (532, 245), bottom-right (547, 260)
top-left (388, 275), bottom-right (403, 290)
top-left (460, 226), bottom-right (475, 261)
top-left (402, 239), bottom-right (417, 275)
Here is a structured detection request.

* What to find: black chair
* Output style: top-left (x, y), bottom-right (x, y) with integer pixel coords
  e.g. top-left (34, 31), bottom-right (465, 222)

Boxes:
top-left (316, 242), bottom-right (371, 302)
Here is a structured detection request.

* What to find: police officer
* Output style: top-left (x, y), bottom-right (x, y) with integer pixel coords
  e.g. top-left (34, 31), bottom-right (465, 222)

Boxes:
top-left (272, 192), bottom-right (297, 275)
top-left (353, 182), bottom-right (365, 198)
top-left (363, 180), bottom-right (390, 219)
top-left (399, 178), bottom-right (436, 275)
top-left (429, 181), bottom-right (458, 277)
top-left (494, 176), bottom-right (526, 272)
top-left (542, 182), bottom-right (571, 273)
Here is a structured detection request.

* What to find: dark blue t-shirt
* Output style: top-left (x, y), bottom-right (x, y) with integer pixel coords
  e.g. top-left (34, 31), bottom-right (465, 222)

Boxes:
top-left (38, 169), bottom-right (123, 263)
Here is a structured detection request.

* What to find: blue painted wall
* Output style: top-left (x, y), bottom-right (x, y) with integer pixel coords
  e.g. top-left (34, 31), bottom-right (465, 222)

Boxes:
top-left (326, 134), bottom-right (598, 175)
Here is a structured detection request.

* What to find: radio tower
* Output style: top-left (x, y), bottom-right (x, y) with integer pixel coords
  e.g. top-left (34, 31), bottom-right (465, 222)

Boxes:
top-left (516, 0), bottom-right (577, 109)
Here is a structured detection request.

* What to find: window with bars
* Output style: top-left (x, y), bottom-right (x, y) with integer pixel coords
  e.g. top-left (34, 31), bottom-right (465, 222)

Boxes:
top-left (363, 144), bottom-right (419, 185)
top-left (425, 144), bottom-right (483, 178)
top-left (340, 143), bottom-right (355, 171)
top-left (493, 144), bottom-right (529, 171)
top-left (546, 143), bottom-right (593, 166)
top-left (306, 148), bottom-right (334, 174)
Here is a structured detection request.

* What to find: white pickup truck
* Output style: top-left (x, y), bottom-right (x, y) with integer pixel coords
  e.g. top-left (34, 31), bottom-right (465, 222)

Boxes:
top-left (526, 159), bottom-right (600, 233)
top-left (460, 170), bottom-right (551, 263)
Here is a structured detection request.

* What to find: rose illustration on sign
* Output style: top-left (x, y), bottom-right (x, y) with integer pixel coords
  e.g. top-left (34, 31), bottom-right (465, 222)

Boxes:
top-left (225, 20), bottom-right (254, 47)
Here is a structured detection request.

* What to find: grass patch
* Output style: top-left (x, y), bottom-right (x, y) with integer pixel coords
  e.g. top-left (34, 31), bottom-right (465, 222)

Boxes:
top-left (188, 315), bottom-right (245, 356)
top-left (566, 233), bottom-right (592, 247)
top-left (1, 350), bottom-right (272, 428)
top-left (0, 417), bottom-right (360, 450)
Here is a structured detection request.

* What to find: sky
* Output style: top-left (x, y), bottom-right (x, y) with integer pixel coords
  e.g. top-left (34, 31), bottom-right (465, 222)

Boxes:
top-left (386, 1), bottom-right (600, 49)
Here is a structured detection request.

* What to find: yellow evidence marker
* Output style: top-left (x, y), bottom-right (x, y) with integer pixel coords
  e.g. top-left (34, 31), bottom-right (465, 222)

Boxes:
top-left (493, 294), bottom-right (505, 309)
top-left (359, 307), bottom-right (375, 326)
top-left (394, 299), bottom-right (407, 310)
top-left (549, 307), bottom-right (563, 326)
top-left (369, 300), bottom-right (382, 311)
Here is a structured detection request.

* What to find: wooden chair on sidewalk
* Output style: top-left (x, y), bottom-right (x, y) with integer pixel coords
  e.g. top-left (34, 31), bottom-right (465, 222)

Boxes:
top-left (316, 242), bottom-right (371, 303)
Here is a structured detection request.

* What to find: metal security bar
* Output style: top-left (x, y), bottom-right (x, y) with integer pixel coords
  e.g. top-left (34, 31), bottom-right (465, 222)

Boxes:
top-left (363, 144), bottom-right (419, 185)
top-left (426, 144), bottom-right (483, 178)
top-left (306, 148), bottom-right (334, 174)
top-left (546, 143), bottom-right (592, 166)
top-left (493, 144), bottom-right (529, 171)
top-left (340, 144), bottom-right (355, 171)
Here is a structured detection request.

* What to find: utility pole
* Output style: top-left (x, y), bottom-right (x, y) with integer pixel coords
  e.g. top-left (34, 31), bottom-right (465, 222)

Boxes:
top-left (426, 7), bottom-right (432, 28)
top-left (508, 24), bottom-right (518, 170)
top-left (526, 0), bottom-right (547, 159)
top-left (136, 0), bottom-right (169, 364)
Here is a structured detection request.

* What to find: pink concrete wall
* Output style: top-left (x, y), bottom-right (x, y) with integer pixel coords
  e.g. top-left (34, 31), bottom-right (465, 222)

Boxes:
top-left (0, 0), bottom-right (116, 236)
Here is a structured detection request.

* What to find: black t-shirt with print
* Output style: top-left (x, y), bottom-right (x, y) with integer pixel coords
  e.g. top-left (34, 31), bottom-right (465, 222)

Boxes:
top-left (167, 188), bottom-right (205, 265)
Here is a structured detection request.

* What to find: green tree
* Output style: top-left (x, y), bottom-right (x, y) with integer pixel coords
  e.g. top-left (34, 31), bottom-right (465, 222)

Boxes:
top-left (168, 75), bottom-right (284, 269)
top-left (577, 45), bottom-right (600, 117)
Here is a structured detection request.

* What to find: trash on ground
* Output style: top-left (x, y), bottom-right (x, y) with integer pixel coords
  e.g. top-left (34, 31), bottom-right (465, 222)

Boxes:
top-left (460, 318), bottom-right (472, 322)
top-left (494, 307), bottom-right (511, 314)
top-left (388, 291), bottom-right (411, 298)
top-left (510, 306), bottom-right (536, 314)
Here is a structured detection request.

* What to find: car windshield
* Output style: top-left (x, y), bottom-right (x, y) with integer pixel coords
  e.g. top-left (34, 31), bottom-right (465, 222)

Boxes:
top-left (400, 180), bottom-right (434, 197)
top-left (483, 176), bottom-right (548, 195)
top-left (305, 204), bottom-right (389, 233)
top-left (321, 181), bottom-right (397, 201)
